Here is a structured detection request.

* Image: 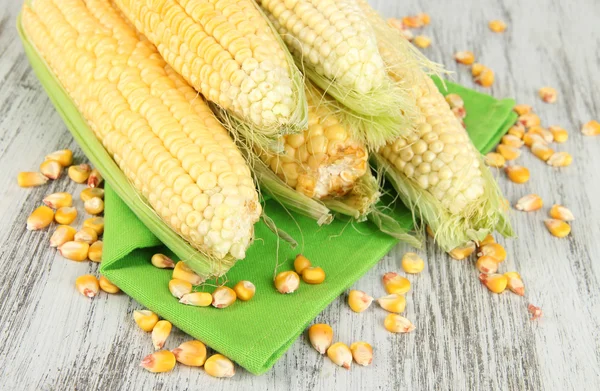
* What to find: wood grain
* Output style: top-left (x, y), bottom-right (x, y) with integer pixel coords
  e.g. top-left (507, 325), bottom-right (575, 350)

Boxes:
top-left (1, 0), bottom-right (599, 390)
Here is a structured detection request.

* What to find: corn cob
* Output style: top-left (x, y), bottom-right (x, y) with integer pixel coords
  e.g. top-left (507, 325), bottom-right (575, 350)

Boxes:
top-left (22, 0), bottom-right (261, 261)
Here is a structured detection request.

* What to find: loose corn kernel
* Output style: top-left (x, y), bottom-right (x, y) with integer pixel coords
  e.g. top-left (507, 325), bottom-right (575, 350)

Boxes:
top-left (169, 279), bottom-right (193, 299)
top-left (471, 63), bottom-right (485, 77)
top-left (448, 242), bottom-right (476, 260)
top-left (528, 304), bottom-right (543, 320)
top-left (401, 252), bottom-right (425, 274)
top-left (484, 152), bottom-right (506, 168)
top-left (402, 15), bottom-right (423, 28)
top-left (83, 217), bottom-right (105, 235)
top-left (204, 354), bottom-right (235, 378)
top-left (172, 340), bottom-right (207, 367)
top-left (173, 261), bottom-right (203, 285)
top-left (539, 87), bottom-right (557, 103)
top-left (26, 205), bottom-right (54, 230)
top-left (74, 227), bottom-right (98, 244)
top-left (43, 192), bottom-right (73, 209)
top-left (547, 152), bottom-right (573, 167)
top-left (382, 272), bottom-right (411, 294)
top-left (475, 68), bottom-right (495, 87)
top-left (179, 292), bottom-right (213, 307)
top-left (233, 280), bottom-right (256, 301)
top-left (504, 272), bottom-right (525, 296)
top-left (327, 342), bottom-right (352, 369)
top-left (505, 165), bottom-right (530, 184)
top-left (140, 351), bottom-right (176, 373)
top-left (377, 293), bottom-right (407, 313)
top-left (80, 187), bottom-right (105, 202)
top-left (84, 197), bottom-right (104, 215)
top-left (274, 271), bottom-right (300, 294)
top-left (308, 323), bottom-right (333, 354)
top-left (87, 168), bottom-right (103, 188)
top-left (348, 290), bottom-right (374, 313)
top-left (152, 320), bottom-right (172, 350)
top-left (523, 132), bottom-right (547, 147)
top-left (98, 275), bottom-right (120, 294)
top-left (454, 51), bottom-right (475, 65)
top-left (413, 35), bottom-right (431, 48)
top-left (384, 314), bottom-right (416, 333)
top-left (531, 143), bottom-right (555, 162)
top-left (513, 104), bottom-right (533, 116)
top-left (549, 126), bottom-right (568, 143)
top-left (496, 144), bottom-right (521, 161)
top-left (452, 107), bottom-right (467, 120)
top-left (508, 125), bottom-right (525, 139)
top-left (417, 12), bottom-right (431, 25)
top-left (45, 149), bottom-right (73, 167)
top-left (55, 206), bottom-right (77, 225)
top-left (293, 254), bottom-right (312, 274)
top-left (518, 113), bottom-right (541, 128)
top-left (544, 219), bottom-right (571, 237)
top-left (58, 241), bottom-right (89, 262)
top-left (479, 273), bottom-right (508, 293)
top-left (515, 194), bottom-right (543, 212)
top-left (39, 160), bottom-right (63, 180)
top-left (488, 19), bottom-right (507, 32)
top-left (88, 241), bottom-right (103, 263)
top-left (75, 274), bottom-right (100, 298)
top-left (476, 255), bottom-right (499, 274)
top-left (212, 286), bottom-right (237, 308)
top-left (549, 204), bottom-right (575, 222)
top-left (582, 120), bottom-right (600, 136)
top-left (68, 164), bottom-right (91, 183)
top-left (18, 172), bottom-right (48, 187)
top-left (50, 225), bottom-right (76, 248)
top-left (133, 310), bottom-right (159, 332)
top-left (502, 134), bottom-right (525, 148)
top-left (445, 93), bottom-right (465, 108)
top-left (350, 342), bottom-right (373, 366)
top-left (302, 266), bottom-right (326, 284)
top-left (388, 18), bottom-right (415, 40)
top-left (528, 126), bottom-right (554, 143)
top-left (479, 234), bottom-right (496, 246)
top-left (477, 243), bottom-right (507, 262)
top-left (151, 253), bottom-right (175, 269)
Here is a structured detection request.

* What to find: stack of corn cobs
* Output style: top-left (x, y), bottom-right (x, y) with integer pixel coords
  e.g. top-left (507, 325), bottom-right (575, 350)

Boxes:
top-left (20, 0), bottom-right (514, 280)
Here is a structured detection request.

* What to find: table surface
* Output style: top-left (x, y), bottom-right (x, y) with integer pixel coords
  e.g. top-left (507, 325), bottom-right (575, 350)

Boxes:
top-left (1, 0), bottom-right (600, 390)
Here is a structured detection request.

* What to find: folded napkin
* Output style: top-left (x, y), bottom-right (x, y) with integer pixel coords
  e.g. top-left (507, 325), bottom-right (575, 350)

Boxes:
top-left (99, 80), bottom-right (516, 375)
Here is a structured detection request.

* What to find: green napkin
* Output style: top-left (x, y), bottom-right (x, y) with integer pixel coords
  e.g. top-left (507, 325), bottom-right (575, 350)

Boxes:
top-left (99, 82), bottom-right (516, 375)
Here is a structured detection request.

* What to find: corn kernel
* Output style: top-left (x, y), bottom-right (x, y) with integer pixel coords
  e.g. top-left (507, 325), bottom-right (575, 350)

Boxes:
top-left (274, 271), bottom-right (300, 294)
top-left (445, 93), bottom-right (465, 109)
top-left (204, 354), bottom-right (235, 378)
top-left (58, 241), bottom-right (89, 261)
top-left (471, 63), bottom-right (485, 77)
top-left (43, 192), bottom-right (73, 209)
top-left (350, 342), bottom-right (373, 366)
top-left (475, 68), bottom-right (495, 87)
top-left (488, 19), bottom-right (507, 32)
top-left (476, 255), bottom-right (499, 274)
top-left (75, 274), bottom-right (99, 298)
top-left (133, 310), bottom-right (159, 332)
top-left (484, 152), bottom-right (506, 168)
top-left (528, 304), bottom-right (543, 320)
top-left (348, 290), bottom-right (373, 312)
top-left (417, 12), bottom-right (431, 25)
top-left (549, 204), bottom-right (575, 222)
top-left (523, 132), bottom-right (547, 147)
top-left (479, 234), bottom-right (495, 246)
top-left (504, 272), bottom-right (525, 296)
top-left (308, 323), bottom-right (333, 354)
top-left (382, 272), bottom-right (411, 294)
top-left (152, 253), bottom-right (175, 269)
top-left (384, 314), bottom-right (416, 333)
top-left (45, 149), bottom-right (73, 167)
top-left (544, 219), bottom-right (571, 238)
top-left (74, 227), bottom-right (98, 244)
top-left (293, 254), bottom-right (312, 274)
top-left (377, 293), bottom-right (407, 313)
top-left (140, 350), bottom-right (176, 373)
top-left (327, 342), bottom-right (352, 369)
top-left (402, 15), bottom-right (423, 28)
top-left (549, 126), bottom-right (568, 143)
top-left (454, 51), bottom-right (475, 65)
top-left (426, 225), bottom-right (435, 238)
top-left (547, 152), bottom-right (573, 167)
top-left (88, 240), bottom-right (103, 263)
top-left (233, 280), bottom-right (256, 301)
top-left (448, 241), bottom-right (476, 260)
top-left (582, 120), bottom-right (600, 136)
top-left (98, 275), bottom-right (120, 293)
top-left (68, 164), bottom-right (91, 183)
top-left (87, 168), bottom-right (103, 188)
top-left (518, 113), bottom-right (541, 128)
top-left (169, 278), bottom-right (193, 299)
top-left (387, 18), bottom-right (414, 40)
top-left (40, 160), bottom-right (63, 180)
top-left (80, 187), bottom-right (105, 202)
top-left (50, 225), bottom-right (76, 248)
top-left (83, 217), bottom-right (105, 235)
top-left (173, 261), bottom-right (203, 285)
top-left (528, 126), bottom-right (554, 143)
top-left (513, 105), bottom-right (532, 116)
top-left (508, 125), bottom-right (525, 139)
top-left (401, 252), bottom-right (425, 274)
top-left (496, 144), bottom-right (521, 161)
top-left (84, 197), bottom-right (104, 215)
top-left (531, 143), bottom-right (555, 162)
top-left (212, 286), bottom-right (237, 308)
top-left (302, 266), bottom-right (326, 284)
top-left (413, 35), bottom-right (431, 48)
top-left (452, 106), bottom-right (467, 120)
top-left (172, 340), bottom-right (207, 367)
top-left (152, 320), bottom-right (172, 350)
top-left (501, 134), bottom-right (525, 148)
top-left (477, 243), bottom-right (507, 262)
top-left (54, 206), bottom-right (77, 225)
top-left (479, 273), bottom-right (508, 293)
top-left (27, 205), bottom-right (54, 230)
top-left (539, 86), bottom-right (557, 103)
top-left (505, 165), bottom-right (530, 184)
top-left (179, 291), bottom-right (213, 306)
top-left (515, 194), bottom-right (543, 212)
top-left (17, 172), bottom-right (49, 187)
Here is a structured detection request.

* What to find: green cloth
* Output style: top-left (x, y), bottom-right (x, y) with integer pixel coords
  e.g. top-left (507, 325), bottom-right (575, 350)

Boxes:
top-left (99, 82), bottom-right (516, 375)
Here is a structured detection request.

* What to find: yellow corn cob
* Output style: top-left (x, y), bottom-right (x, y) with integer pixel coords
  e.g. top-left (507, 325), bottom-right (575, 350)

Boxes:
top-left (22, 0), bottom-right (261, 260)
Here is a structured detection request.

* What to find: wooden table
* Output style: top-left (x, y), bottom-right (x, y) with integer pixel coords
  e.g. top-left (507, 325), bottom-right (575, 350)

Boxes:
top-left (1, 0), bottom-right (599, 389)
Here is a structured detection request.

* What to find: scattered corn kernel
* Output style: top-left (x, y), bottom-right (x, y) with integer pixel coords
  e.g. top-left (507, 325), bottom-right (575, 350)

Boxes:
top-left (98, 275), bottom-right (120, 293)
top-left (179, 292), bottom-right (213, 307)
top-left (531, 142), bottom-right (555, 162)
top-left (475, 68), bottom-right (495, 87)
top-left (39, 160), bottom-right (63, 180)
top-left (172, 340), bottom-right (207, 367)
top-left (88, 240), bottom-right (103, 263)
top-left (479, 234), bottom-right (495, 246)
top-left (471, 63), bottom-right (485, 77)
top-left (505, 165), bottom-right (530, 184)
top-left (169, 279), bottom-right (193, 299)
top-left (26, 205), bottom-right (54, 230)
top-left (58, 241), bottom-right (89, 261)
top-left (544, 219), bottom-right (571, 238)
top-left (84, 197), bottom-right (104, 215)
top-left (476, 255), bottom-right (499, 274)
top-left (484, 152), bottom-right (506, 168)
top-left (68, 164), bottom-right (91, 183)
top-left (513, 104), bottom-right (532, 116)
top-left (401, 252), bottom-right (425, 274)
top-left (387, 18), bottom-right (415, 40)
top-left (402, 15), bottom-right (423, 28)
top-left (18, 172), bottom-right (48, 188)
top-left (382, 272), bottom-right (411, 294)
top-left (43, 192), bottom-right (72, 209)
top-left (274, 271), bottom-right (300, 294)
top-left (140, 350), bottom-right (176, 373)
top-left (496, 144), bottom-right (521, 161)
top-left (75, 274), bottom-right (100, 298)
top-left (582, 120), bottom-right (600, 136)
top-left (212, 286), bottom-right (237, 308)
top-left (293, 254), bottom-right (312, 274)
top-left (308, 324), bottom-right (333, 354)
top-left (479, 273), bottom-right (508, 293)
top-left (233, 280), bottom-right (256, 301)
top-left (523, 132), bottom-right (547, 147)
top-left (87, 168), bottom-right (103, 188)
top-left (83, 217), bottom-right (105, 235)
top-left (448, 241), bottom-right (476, 260)
top-left (348, 290), bottom-right (374, 313)
top-left (384, 314), bottom-right (416, 333)
top-left (50, 225), bottom-right (76, 248)
top-left (454, 51), bottom-right (475, 65)
top-left (80, 187), bottom-right (105, 202)
top-left (549, 204), bottom-right (575, 221)
top-left (54, 206), bottom-right (77, 225)
top-left (377, 293), bottom-right (407, 313)
top-left (417, 12), bottom-right (431, 25)
top-left (327, 342), bottom-right (352, 369)
top-left (413, 35), bottom-right (431, 48)
top-left (452, 107), bottom-right (467, 120)
top-left (528, 126), bottom-right (554, 143)
top-left (74, 227), bottom-right (98, 244)
top-left (477, 243), bottom-right (507, 262)
top-left (515, 194), bottom-right (543, 212)
top-left (204, 354), bottom-right (235, 378)
top-left (508, 125), bottom-right (525, 139)
top-left (547, 152), bottom-right (573, 167)
top-left (151, 253), bottom-right (175, 269)
top-left (488, 19), bottom-right (507, 32)
top-left (518, 113), bottom-right (541, 128)
top-left (302, 266), bottom-right (326, 284)
top-left (549, 126), bottom-right (568, 143)
top-left (445, 93), bottom-right (465, 109)
top-left (133, 310), bottom-right (159, 332)
top-left (528, 304), bottom-right (543, 320)
top-left (45, 149), bottom-right (73, 166)
top-left (539, 87), bottom-right (557, 103)
top-left (350, 342), bottom-right (373, 366)
top-left (501, 134), bottom-right (525, 148)
top-left (173, 261), bottom-right (203, 285)
top-left (152, 320), bottom-right (172, 350)
top-left (504, 272), bottom-right (525, 296)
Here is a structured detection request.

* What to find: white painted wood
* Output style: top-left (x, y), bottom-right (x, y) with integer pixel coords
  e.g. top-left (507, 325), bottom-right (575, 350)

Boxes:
top-left (1, 0), bottom-right (599, 389)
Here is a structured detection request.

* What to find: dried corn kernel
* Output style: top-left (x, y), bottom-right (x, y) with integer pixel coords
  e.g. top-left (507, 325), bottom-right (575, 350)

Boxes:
top-left (515, 194), bottom-right (543, 212)
top-left (445, 93), bottom-right (465, 109)
top-left (55, 206), bottom-right (77, 225)
top-left (402, 15), bottom-right (423, 28)
top-left (327, 342), bottom-right (352, 369)
top-left (50, 225), bottom-right (76, 248)
top-left (387, 18), bottom-right (415, 40)
top-left (308, 324), bottom-right (333, 354)
top-left (531, 143), bottom-right (555, 161)
top-left (152, 253), bottom-right (175, 269)
top-left (479, 234), bottom-right (495, 246)
top-left (172, 340), bottom-right (207, 367)
top-left (401, 252), bottom-right (425, 274)
top-left (528, 126), bottom-right (554, 143)
top-left (523, 132), bottom-right (547, 147)
top-left (549, 126), bottom-right (568, 143)
top-left (582, 120), bottom-right (600, 136)
top-left (350, 342), bottom-right (373, 366)
top-left (43, 192), bottom-right (72, 209)
top-left (88, 241), bottom-right (103, 263)
top-left (544, 219), bottom-right (571, 237)
top-left (173, 261), bottom-right (203, 285)
top-left (84, 197), bottom-right (104, 215)
top-left (471, 63), bottom-right (485, 77)
top-left (539, 87), bottom-right (557, 103)
top-left (293, 254), bottom-right (312, 274)
top-left (504, 272), bottom-right (525, 296)
top-left (479, 273), bottom-right (508, 293)
top-left (45, 149), bottom-right (73, 167)
top-left (80, 187), bottom-right (105, 202)
top-left (98, 275), bottom-right (120, 294)
top-left (169, 279), bottom-right (193, 299)
top-left (179, 292), bottom-right (213, 307)
top-left (477, 243), bottom-right (507, 262)
top-left (513, 105), bottom-right (532, 116)
top-left (508, 125), bottom-right (525, 139)
top-left (74, 227), bottom-right (98, 244)
top-left (140, 351), bottom-right (176, 373)
top-left (274, 271), bottom-right (300, 294)
top-left (528, 304), bottom-right (542, 320)
top-left (484, 152), bottom-right (506, 168)
top-left (204, 354), bottom-right (235, 378)
top-left (452, 106), bottom-right (467, 121)
top-left (488, 19), bottom-right (507, 32)
top-left (496, 144), bottom-right (521, 161)
top-left (476, 255), bottom-right (499, 274)
top-left (17, 172), bottom-right (48, 187)
top-left (448, 242), bottom-right (476, 260)
top-left (549, 204), bottom-right (575, 221)
top-left (502, 134), bottom-right (525, 148)
top-left (58, 241), bottom-right (89, 261)
top-left (377, 293), bottom-right (407, 313)
top-left (519, 115), bottom-right (542, 131)
top-left (417, 12), bottom-right (431, 25)
top-left (87, 168), bottom-right (103, 188)
top-left (454, 51), bottom-right (475, 65)
top-left (83, 217), bottom-right (105, 235)
top-left (413, 35), bottom-right (431, 48)
top-left (212, 286), bottom-right (237, 308)
top-left (384, 314), bottom-right (416, 333)
top-left (40, 160), bottom-right (63, 180)
top-left (233, 280), bottom-right (256, 301)
top-left (348, 290), bottom-right (373, 313)
top-left (475, 68), bottom-right (495, 87)
top-left (505, 165), bottom-right (530, 184)
top-left (302, 266), bottom-right (326, 284)
top-left (133, 310), bottom-right (159, 332)
top-left (152, 320), bottom-right (172, 350)
top-left (27, 205), bottom-right (54, 230)
top-left (547, 152), bottom-right (573, 167)
top-left (68, 164), bottom-right (91, 183)
top-left (75, 274), bottom-right (99, 298)
top-left (382, 272), bottom-right (411, 294)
